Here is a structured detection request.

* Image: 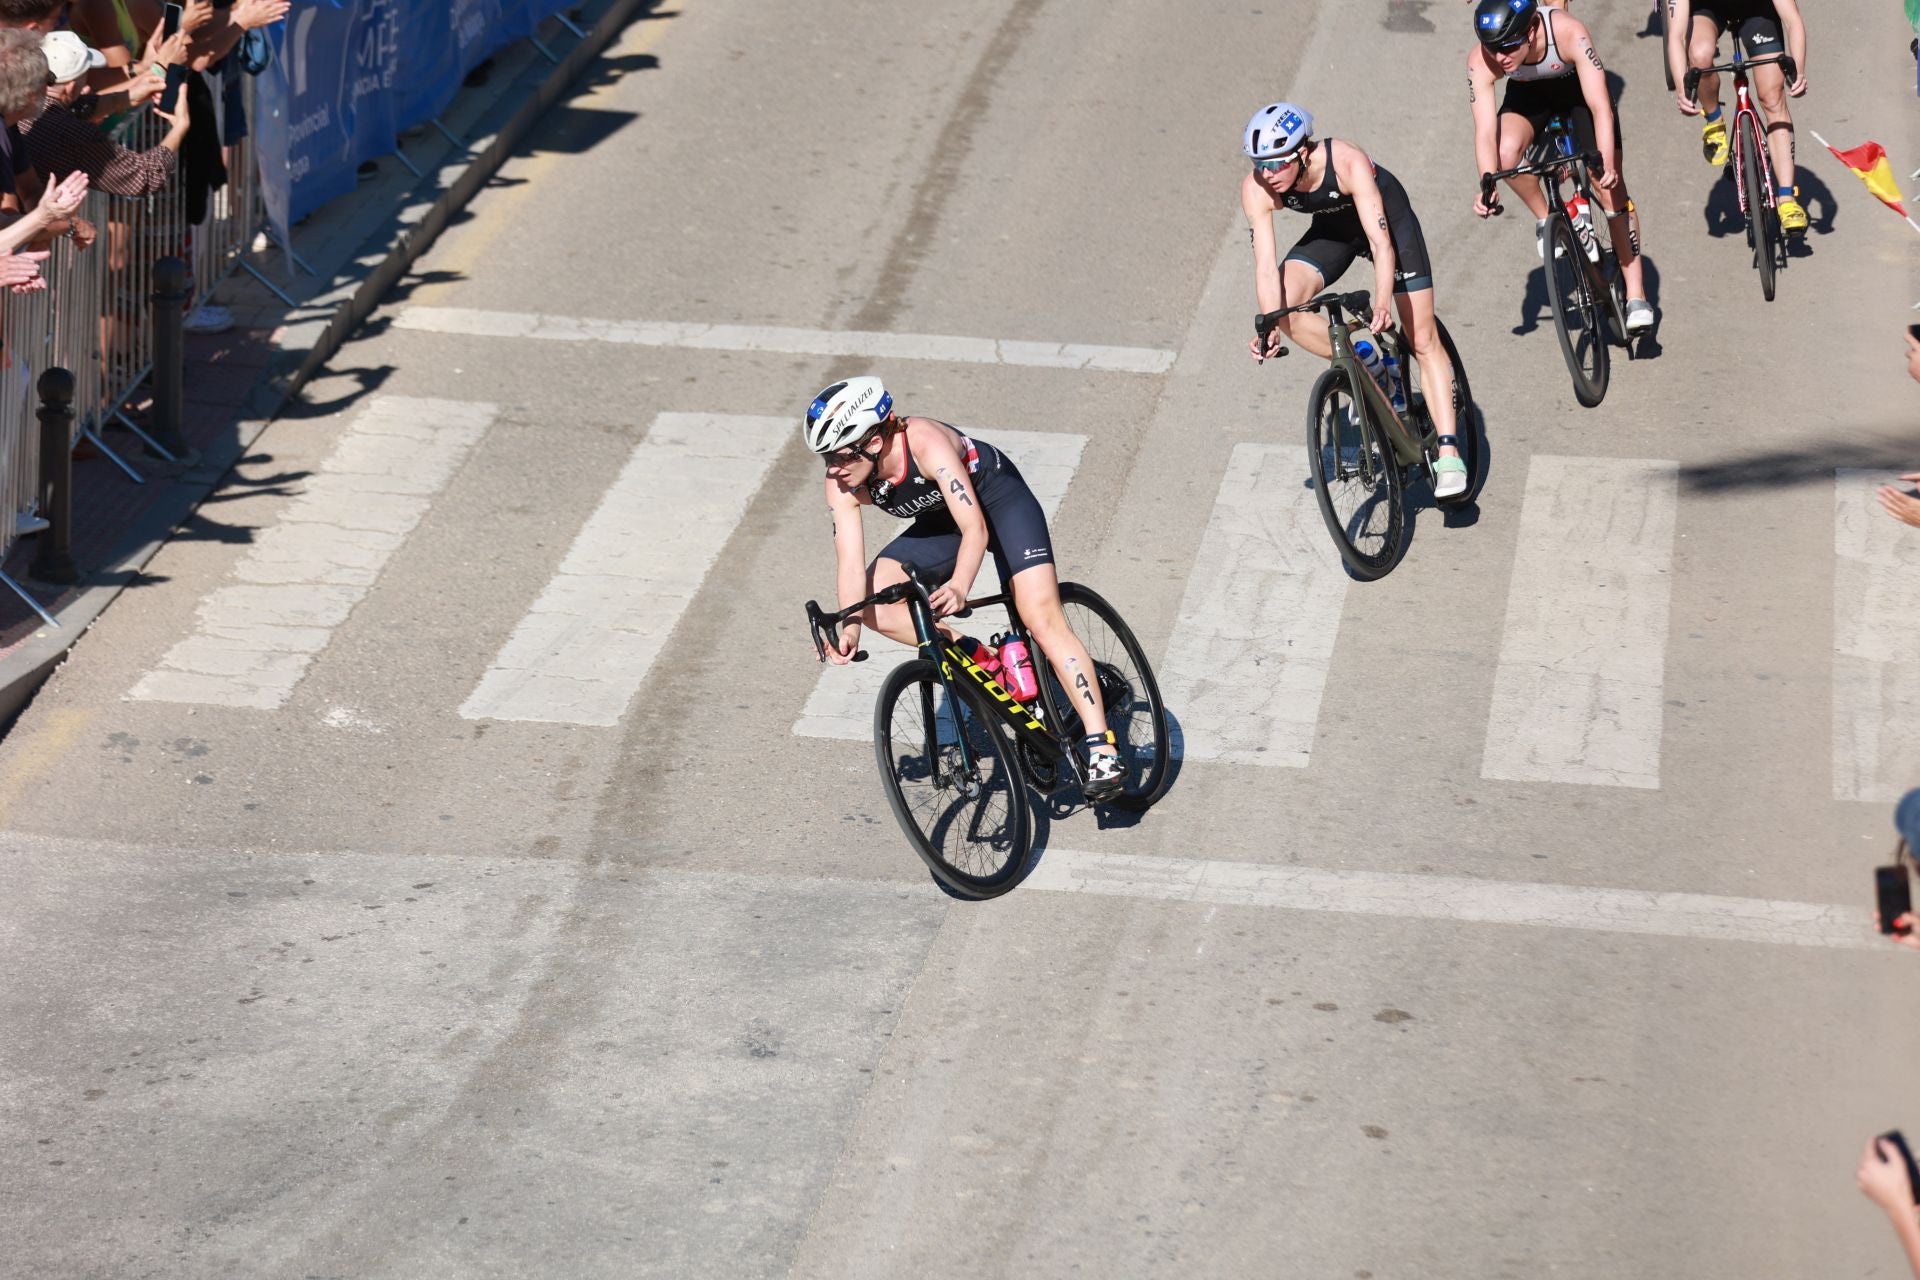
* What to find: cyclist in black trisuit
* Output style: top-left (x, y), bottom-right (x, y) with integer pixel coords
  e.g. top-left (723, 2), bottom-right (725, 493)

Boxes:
top-left (1667, 0), bottom-right (1808, 233)
top-left (1468, 0), bottom-right (1655, 335)
top-left (804, 375), bottom-right (1125, 798)
top-left (1240, 101), bottom-right (1468, 500)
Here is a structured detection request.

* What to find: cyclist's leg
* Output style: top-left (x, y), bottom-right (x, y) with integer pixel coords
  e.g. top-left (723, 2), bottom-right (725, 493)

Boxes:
top-left (1392, 286), bottom-right (1458, 459)
top-left (864, 524), bottom-right (964, 647)
top-left (1575, 104), bottom-right (1649, 301)
top-left (1007, 562), bottom-right (1115, 748)
top-left (1494, 104), bottom-right (1547, 218)
top-left (1739, 16), bottom-right (1796, 193)
top-left (1275, 236), bottom-right (1340, 358)
top-left (1689, 10), bottom-right (1725, 116)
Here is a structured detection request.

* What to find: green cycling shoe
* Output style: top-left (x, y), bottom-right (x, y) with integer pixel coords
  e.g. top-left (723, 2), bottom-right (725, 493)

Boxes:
top-left (1432, 435), bottom-right (1469, 501)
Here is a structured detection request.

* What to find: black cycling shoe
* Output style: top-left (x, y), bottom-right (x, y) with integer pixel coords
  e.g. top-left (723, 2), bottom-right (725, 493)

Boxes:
top-left (1082, 730), bottom-right (1125, 800)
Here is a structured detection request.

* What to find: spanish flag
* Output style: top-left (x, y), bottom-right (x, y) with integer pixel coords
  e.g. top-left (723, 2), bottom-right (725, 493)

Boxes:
top-left (1822, 138), bottom-right (1908, 216)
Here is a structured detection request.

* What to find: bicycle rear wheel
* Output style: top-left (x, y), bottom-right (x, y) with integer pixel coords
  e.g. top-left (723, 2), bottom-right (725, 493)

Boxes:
top-left (874, 658), bottom-right (1032, 899)
top-left (1307, 366), bottom-right (1404, 580)
top-left (1738, 115), bottom-right (1777, 302)
top-left (1038, 582), bottom-right (1172, 811)
top-left (1542, 213), bottom-right (1609, 406)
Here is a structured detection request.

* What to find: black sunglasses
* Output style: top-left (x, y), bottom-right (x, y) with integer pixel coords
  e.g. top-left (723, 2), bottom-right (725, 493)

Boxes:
top-left (822, 433), bottom-right (881, 466)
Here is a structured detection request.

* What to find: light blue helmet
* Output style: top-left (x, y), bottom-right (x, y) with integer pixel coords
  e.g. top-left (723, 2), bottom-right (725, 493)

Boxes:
top-left (1242, 102), bottom-right (1314, 161)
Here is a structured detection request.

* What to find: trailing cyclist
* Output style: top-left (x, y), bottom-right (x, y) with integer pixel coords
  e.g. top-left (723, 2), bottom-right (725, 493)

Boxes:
top-left (1468, 0), bottom-right (1656, 336)
top-left (1240, 102), bottom-right (1469, 501)
top-left (1666, 0), bottom-right (1808, 233)
top-left (806, 376), bottom-right (1126, 799)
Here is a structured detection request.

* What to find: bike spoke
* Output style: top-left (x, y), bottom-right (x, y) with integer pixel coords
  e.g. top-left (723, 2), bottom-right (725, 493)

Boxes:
top-left (883, 679), bottom-right (1022, 881)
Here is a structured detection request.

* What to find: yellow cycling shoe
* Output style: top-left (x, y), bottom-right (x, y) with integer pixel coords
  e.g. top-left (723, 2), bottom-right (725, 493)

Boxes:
top-left (1777, 195), bottom-right (1807, 233)
top-left (1701, 118), bottom-right (1729, 166)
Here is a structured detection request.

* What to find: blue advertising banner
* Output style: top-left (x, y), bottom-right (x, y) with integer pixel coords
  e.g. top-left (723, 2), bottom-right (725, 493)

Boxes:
top-left (254, 0), bottom-right (576, 254)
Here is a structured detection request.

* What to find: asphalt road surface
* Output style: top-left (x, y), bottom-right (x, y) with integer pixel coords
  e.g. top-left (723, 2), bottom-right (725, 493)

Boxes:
top-left (5, 2), bottom-right (1920, 1276)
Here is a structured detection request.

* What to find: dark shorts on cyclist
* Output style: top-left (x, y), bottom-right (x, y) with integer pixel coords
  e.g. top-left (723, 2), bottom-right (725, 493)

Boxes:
top-left (1282, 148), bottom-right (1434, 296)
top-left (1500, 76), bottom-right (1625, 164)
top-left (875, 435), bottom-right (1056, 586)
top-left (1692, 0), bottom-right (1785, 57)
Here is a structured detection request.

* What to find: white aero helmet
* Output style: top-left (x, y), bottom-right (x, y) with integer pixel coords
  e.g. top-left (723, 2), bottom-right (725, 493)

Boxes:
top-left (804, 376), bottom-right (894, 453)
top-left (1243, 102), bottom-right (1314, 160)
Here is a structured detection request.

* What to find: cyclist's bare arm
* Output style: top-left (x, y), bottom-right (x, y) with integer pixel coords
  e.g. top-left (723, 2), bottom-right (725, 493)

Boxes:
top-left (1337, 142), bottom-right (1398, 327)
top-left (1773, 0), bottom-right (1807, 90)
top-left (905, 418), bottom-right (990, 614)
top-left (1668, 0), bottom-right (1697, 106)
top-left (1564, 18), bottom-right (1619, 175)
top-left (825, 482), bottom-right (868, 660)
top-left (1241, 175), bottom-right (1285, 318)
top-left (1467, 51), bottom-right (1502, 212)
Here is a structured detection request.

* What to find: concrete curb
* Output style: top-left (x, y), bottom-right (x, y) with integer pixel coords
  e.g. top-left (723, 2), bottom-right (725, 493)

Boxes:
top-left (0, 0), bottom-right (648, 729)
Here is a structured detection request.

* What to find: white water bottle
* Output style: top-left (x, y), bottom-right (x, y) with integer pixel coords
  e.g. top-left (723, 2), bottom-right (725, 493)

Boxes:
top-left (1353, 339), bottom-right (1406, 415)
top-left (1568, 194), bottom-right (1600, 264)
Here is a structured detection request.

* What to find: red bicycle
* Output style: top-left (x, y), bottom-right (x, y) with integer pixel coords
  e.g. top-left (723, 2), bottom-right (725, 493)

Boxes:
top-left (1685, 51), bottom-right (1798, 301)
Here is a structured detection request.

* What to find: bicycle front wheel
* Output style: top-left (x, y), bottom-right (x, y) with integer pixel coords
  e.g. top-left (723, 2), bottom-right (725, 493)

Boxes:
top-left (1307, 366), bottom-right (1404, 580)
top-left (1043, 582), bottom-right (1172, 811)
top-left (1738, 116), bottom-right (1777, 301)
top-left (874, 659), bottom-right (1032, 899)
top-left (1542, 213), bottom-right (1610, 407)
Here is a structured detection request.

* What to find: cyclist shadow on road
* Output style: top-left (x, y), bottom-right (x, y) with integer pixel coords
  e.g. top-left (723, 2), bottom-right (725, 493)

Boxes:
top-left (1704, 158), bottom-right (1837, 255)
top-left (1510, 254), bottom-right (1666, 358)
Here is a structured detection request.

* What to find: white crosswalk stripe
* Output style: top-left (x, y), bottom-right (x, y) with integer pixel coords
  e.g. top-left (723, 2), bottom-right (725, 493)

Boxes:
top-left (1833, 469), bottom-right (1920, 802)
top-left (392, 306), bottom-right (1177, 375)
top-left (459, 413), bottom-right (789, 726)
top-left (1481, 455), bottom-right (1678, 789)
top-left (791, 430), bottom-right (1087, 742)
top-left (128, 397), bottom-right (496, 709)
top-left (1158, 444), bottom-right (1348, 767)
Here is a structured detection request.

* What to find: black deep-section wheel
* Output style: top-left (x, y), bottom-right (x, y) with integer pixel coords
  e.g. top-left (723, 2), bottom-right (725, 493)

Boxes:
top-left (1037, 582), bottom-right (1172, 811)
top-left (1307, 365), bottom-right (1404, 579)
top-left (1738, 115), bottom-right (1777, 302)
top-left (1542, 213), bottom-right (1610, 406)
top-left (874, 658), bottom-right (1032, 899)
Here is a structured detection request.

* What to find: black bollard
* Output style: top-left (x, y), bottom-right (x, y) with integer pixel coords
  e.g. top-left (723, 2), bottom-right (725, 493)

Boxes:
top-left (149, 256), bottom-right (190, 460)
top-left (30, 367), bottom-right (77, 585)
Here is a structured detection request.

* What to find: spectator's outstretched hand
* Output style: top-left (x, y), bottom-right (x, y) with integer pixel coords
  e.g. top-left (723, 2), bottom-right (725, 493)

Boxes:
top-left (153, 85), bottom-right (190, 130)
top-left (40, 171), bottom-right (88, 222)
top-left (232, 0), bottom-right (292, 30)
top-left (1860, 1136), bottom-right (1918, 1215)
top-left (0, 250), bottom-right (48, 290)
top-left (1874, 910), bottom-right (1920, 949)
top-left (1879, 477), bottom-right (1920, 529)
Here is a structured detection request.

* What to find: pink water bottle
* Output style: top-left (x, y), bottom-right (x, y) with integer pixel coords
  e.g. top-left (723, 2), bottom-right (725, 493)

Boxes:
top-left (996, 635), bottom-right (1040, 702)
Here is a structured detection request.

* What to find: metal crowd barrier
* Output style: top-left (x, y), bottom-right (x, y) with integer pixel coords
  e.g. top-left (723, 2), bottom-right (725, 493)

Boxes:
top-left (0, 71), bottom-right (265, 600)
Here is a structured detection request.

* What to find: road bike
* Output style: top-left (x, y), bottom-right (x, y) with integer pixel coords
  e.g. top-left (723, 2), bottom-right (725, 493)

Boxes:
top-left (805, 569), bottom-right (1170, 899)
top-left (1482, 115), bottom-right (1640, 408)
top-left (1686, 51), bottom-right (1797, 302)
top-left (1256, 290), bottom-right (1476, 580)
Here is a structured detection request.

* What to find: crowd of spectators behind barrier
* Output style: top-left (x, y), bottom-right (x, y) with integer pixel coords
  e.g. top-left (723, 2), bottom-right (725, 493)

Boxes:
top-left (0, 0), bottom-right (285, 400)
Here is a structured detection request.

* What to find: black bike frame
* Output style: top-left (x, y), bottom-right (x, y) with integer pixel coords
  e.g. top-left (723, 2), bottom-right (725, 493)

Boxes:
top-left (806, 571), bottom-right (1072, 777)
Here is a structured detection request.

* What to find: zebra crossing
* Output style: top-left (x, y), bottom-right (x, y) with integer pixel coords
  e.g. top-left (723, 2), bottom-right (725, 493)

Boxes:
top-left (119, 393), bottom-right (1920, 801)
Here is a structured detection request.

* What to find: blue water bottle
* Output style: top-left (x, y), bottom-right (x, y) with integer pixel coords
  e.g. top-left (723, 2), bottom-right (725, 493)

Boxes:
top-left (1353, 339), bottom-right (1406, 415)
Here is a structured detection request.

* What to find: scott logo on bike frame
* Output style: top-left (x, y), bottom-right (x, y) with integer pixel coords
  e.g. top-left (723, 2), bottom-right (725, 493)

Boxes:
top-left (942, 645), bottom-right (1045, 734)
